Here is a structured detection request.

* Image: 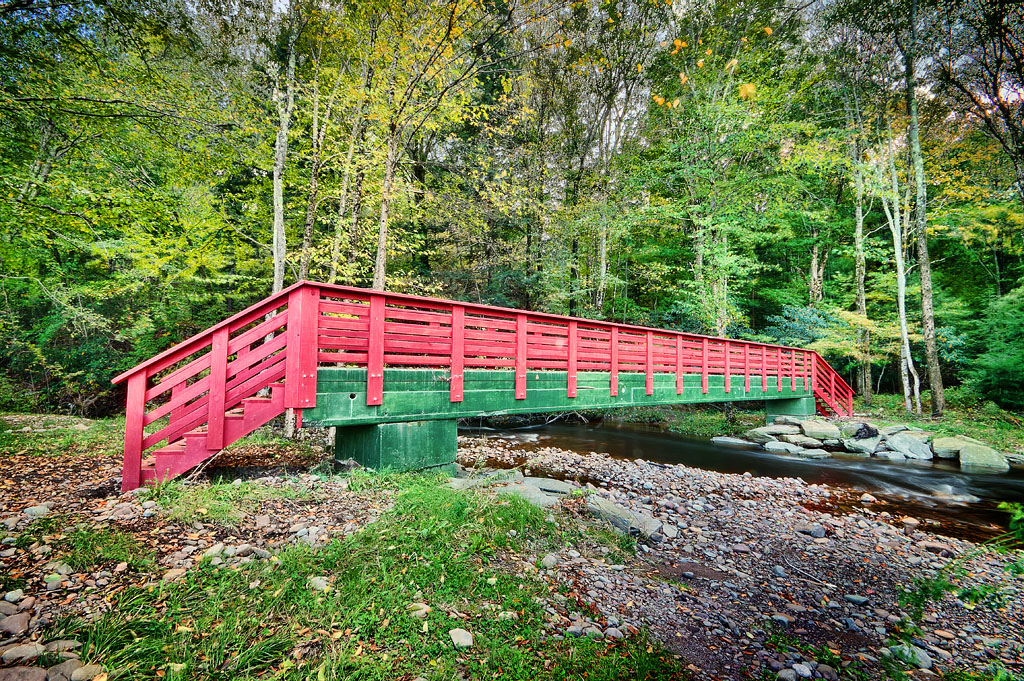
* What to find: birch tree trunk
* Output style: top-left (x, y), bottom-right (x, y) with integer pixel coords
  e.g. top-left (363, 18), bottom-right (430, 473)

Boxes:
top-left (372, 127), bottom-right (401, 290)
top-left (853, 152), bottom-right (872, 406)
top-left (880, 127), bottom-right (921, 414)
top-left (271, 35), bottom-right (298, 295)
top-left (904, 0), bottom-right (944, 416)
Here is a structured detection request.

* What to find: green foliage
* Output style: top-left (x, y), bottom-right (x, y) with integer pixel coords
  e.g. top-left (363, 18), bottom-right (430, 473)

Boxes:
top-left (969, 287), bottom-right (1024, 411)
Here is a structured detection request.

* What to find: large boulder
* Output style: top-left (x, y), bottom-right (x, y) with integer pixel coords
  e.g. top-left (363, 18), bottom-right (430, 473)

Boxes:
top-left (843, 436), bottom-right (881, 455)
top-left (764, 441), bottom-right (804, 454)
top-left (587, 495), bottom-right (663, 539)
top-left (780, 434), bottom-right (824, 448)
top-left (841, 422), bottom-right (879, 439)
top-left (745, 427), bottom-right (779, 444)
top-left (711, 436), bottom-right (754, 448)
top-left (932, 437), bottom-right (970, 459)
top-left (797, 419), bottom-right (841, 440)
top-left (885, 432), bottom-right (933, 460)
top-left (959, 444), bottom-right (1010, 473)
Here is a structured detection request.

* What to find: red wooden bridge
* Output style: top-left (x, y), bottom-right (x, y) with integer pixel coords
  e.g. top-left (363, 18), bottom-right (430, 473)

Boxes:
top-left (113, 281), bottom-right (854, 491)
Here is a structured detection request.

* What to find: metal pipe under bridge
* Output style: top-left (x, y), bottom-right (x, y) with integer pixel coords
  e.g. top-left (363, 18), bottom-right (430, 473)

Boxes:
top-left (112, 281), bottom-right (855, 490)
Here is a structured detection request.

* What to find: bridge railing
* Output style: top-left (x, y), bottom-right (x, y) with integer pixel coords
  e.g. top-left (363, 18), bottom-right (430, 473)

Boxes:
top-left (114, 281), bottom-right (854, 485)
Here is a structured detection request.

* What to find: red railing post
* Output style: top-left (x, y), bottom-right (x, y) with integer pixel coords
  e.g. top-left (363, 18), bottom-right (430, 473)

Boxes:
top-left (285, 285), bottom-right (320, 410)
top-left (790, 350), bottom-right (797, 391)
top-left (645, 331), bottom-right (654, 395)
top-left (515, 314), bottom-right (527, 399)
top-left (568, 321), bottom-right (578, 398)
top-left (450, 305), bottom-right (464, 402)
top-left (743, 344), bottom-right (750, 393)
top-left (803, 351), bottom-right (810, 392)
top-left (761, 346), bottom-right (768, 392)
top-left (366, 294), bottom-right (385, 406)
top-left (610, 327), bottom-right (619, 396)
top-left (675, 335), bottom-right (684, 395)
top-left (206, 326), bottom-right (229, 450)
top-left (701, 337), bottom-right (709, 394)
top-left (121, 371), bottom-right (146, 492)
top-left (811, 354), bottom-right (818, 394)
top-left (777, 347), bottom-right (783, 392)
top-left (723, 340), bottom-right (731, 394)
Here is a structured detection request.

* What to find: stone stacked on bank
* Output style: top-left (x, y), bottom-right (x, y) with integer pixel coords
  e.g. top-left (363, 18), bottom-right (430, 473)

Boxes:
top-left (738, 419), bottom-right (1012, 473)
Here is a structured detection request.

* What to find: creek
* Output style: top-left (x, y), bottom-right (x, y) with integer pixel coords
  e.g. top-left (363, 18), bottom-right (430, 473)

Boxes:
top-left (479, 422), bottom-right (1024, 541)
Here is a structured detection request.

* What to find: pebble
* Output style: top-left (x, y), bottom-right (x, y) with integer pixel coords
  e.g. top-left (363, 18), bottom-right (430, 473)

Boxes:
top-left (448, 628), bottom-right (473, 649)
top-left (541, 553), bottom-right (559, 569)
top-left (70, 665), bottom-right (106, 681)
top-left (1, 643), bottom-right (45, 664)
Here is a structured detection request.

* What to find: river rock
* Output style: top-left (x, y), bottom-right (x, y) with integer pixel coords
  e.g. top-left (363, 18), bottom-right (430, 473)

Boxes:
top-left (711, 436), bottom-right (753, 447)
top-left (771, 416), bottom-right (803, 426)
top-left (932, 437), bottom-right (970, 458)
top-left (885, 432), bottom-right (933, 460)
top-left (876, 450), bottom-right (906, 461)
top-left (523, 477), bottom-right (575, 496)
top-left (498, 483), bottom-right (558, 508)
top-left (881, 425), bottom-right (908, 436)
top-left (797, 419), bottom-right (841, 440)
top-left (586, 495), bottom-right (662, 539)
top-left (843, 436), bottom-right (881, 455)
top-left (764, 441), bottom-right (803, 454)
top-left (796, 448), bottom-right (831, 459)
top-left (890, 643), bottom-right (933, 669)
top-left (0, 668), bottom-right (47, 681)
top-left (744, 427), bottom-right (779, 444)
top-left (449, 628), bottom-right (473, 649)
top-left (779, 434), bottom-right (823, 448)
top-left (959, 444), bottom-right (1009, 473)
top-left (841, 421), bottom-right (879, 438)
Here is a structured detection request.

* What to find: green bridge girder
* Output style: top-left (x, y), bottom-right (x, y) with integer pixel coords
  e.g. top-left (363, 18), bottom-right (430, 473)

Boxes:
top-left (305, 368), bottom-right (816, 472)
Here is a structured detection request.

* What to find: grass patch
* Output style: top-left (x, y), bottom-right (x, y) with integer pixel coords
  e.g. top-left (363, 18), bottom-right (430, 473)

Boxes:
top-left (61, 526), bottom-right (154, 571)
top-left (859, 393), bottom-right (1024, 453)
top-left (53, 478), bottom-right (689, 680)
top-left (142, 478), bottom-right (312, 526)
top-left (13, 515), bottom-right (153, 572)
top-left (0, 415), bottom-right (124, 458)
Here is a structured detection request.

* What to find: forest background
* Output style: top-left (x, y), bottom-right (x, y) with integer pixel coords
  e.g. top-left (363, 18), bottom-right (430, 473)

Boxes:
top-left (1, 0), bottom-right (1022, 419)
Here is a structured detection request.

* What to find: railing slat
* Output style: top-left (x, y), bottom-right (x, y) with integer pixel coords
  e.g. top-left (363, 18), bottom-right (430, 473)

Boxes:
top-left (645, 331), bottom-right (654, 396)
top-left (121, 371), bottom-right (146, 492)
top-left (450, 305), bottom-right (464, 403)
top-left (568, 321), bottom-right (578, 398)
top-left (515, 314), bottom-right (527, 399)
top-left (366, 294), bottom-right (385, 406)
top-left (610, 327), bottom-right (619, 396)
top-left (701, 338), bottom-right (709, 394)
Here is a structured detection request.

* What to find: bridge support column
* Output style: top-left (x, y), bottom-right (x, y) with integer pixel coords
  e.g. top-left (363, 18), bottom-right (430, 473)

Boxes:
top-left (334, 419), bottom-right (457, 474)
top-left (765, 396), bottom-right (816, 424)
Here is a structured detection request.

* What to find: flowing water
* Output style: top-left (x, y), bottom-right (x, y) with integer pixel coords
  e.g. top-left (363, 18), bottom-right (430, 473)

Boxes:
top-left (481, 422), bottom-right (1024, 541)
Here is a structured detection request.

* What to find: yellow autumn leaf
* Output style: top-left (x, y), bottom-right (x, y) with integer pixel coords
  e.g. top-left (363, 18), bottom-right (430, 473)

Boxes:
top-left (673, 38), bottom-right (682, 48)
top-left (725, 59), bottom-right (738, 72)
top-left (679, 73), bottom-right (688, 85)
top-left (563, 39), bottom-right (572, 47)
top-left (637, 63), bottom-right (643, 72)
top-left (706, 48), bottom-right (712, 56)
top-left (697, 59), bottom-right (704, 68)
top-left (739, 83), bottom-right (756, 99)
top-left (672, 98), bottom-right (680, 107)
top-left (764, 26), bottom-right (773, 35)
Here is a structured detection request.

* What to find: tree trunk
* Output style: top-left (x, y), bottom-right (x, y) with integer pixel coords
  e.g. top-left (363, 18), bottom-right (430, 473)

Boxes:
top-left (809, 239), bottom-right (824, 305)
top-left (595, 223), bottom-right (607, 312)
top-left (853, 152), bottom-right (872, 406)
top-left (329, 87), bottom-right (368, 283)
top-left (881, 126), bottom-right (921, 414)
top-left (298, 155), bottom-right (320, 280)
top-left (346, 165), bottom-right (365, 279)
top-left (373, 128), bottom-right (401, 291)
top-left (905, 0), bottom-right (944, 417)
top-left (569, 236), bottom-right (579, 317)
top-left (271, 37), bottom-right (297, 295)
